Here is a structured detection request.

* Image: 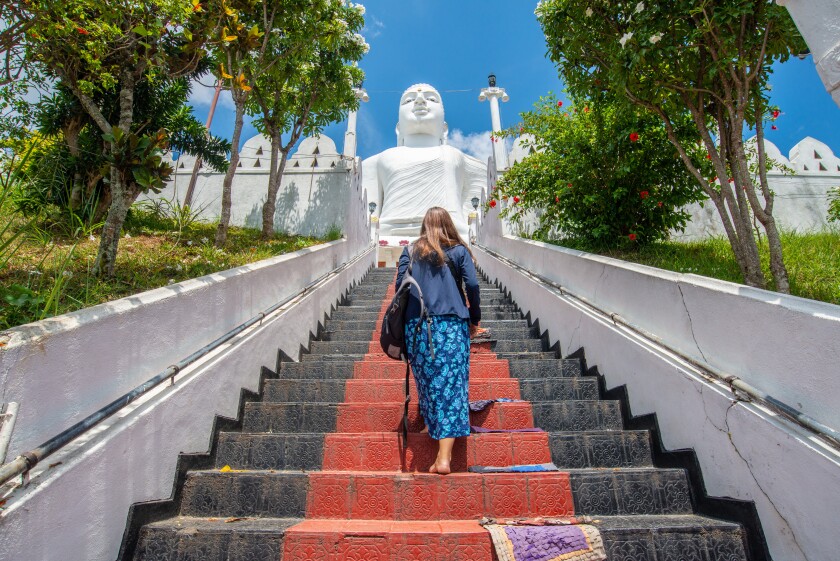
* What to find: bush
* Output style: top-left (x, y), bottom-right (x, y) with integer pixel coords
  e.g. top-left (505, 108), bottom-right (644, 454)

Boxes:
top-left (492, 95), bottom-right (705, 247)
top-left (829, 187), bottom-right (840, 223)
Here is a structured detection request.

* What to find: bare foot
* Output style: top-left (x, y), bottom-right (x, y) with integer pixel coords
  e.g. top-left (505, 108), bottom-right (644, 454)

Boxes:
top-left (430, 460), bottom-right (451, 475)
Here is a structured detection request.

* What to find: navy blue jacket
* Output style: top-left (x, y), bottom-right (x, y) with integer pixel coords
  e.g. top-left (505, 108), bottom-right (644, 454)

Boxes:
top-left (396, 244), bottom-right (481, 325)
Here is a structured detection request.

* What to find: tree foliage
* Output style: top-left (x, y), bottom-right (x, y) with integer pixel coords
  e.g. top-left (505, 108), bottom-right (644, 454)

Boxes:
top-left (248, 0), bottom-right (366, 239)
top-left (536, 0), bottom-right (806, 292)
top-left (17, 79), bottom-right (229, 225)
top-left (494, 95), bottom-right (704, 246)
top-left (17, 0), bottom-right (222, 275)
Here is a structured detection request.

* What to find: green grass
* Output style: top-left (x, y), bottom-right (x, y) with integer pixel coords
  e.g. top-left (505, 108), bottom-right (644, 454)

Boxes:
top-left (545, 230), bottom-right (840, 306)
top-left (0, 208), bottom-right (334, 330)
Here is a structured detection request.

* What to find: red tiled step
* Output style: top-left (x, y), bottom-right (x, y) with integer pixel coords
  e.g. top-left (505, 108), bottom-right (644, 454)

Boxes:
top-left (282, 519), bottom-right (492, 561)
top-left (361, 352), bottom-right (502, 363)
top-left (336, 401), bottom-right (534, 432)
top-left (322, 432), bottom-right (551, 472)
top-left (306, 471), bottom-right (574, 520)
top-left (354, 360), bottom-right (511, 380)
top-left (344, 378), bottom-right (521, 402)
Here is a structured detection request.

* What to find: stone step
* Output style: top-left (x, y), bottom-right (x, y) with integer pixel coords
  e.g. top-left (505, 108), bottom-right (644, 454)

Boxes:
top-left (550, 430), bottom-right (653, 468)
top-left (329, 431), bottom-right (552, 472)
top-left (518, 377), bottom-right (599, 401)
top-left (278, 361), bottom-right (356, 379)
top-left (243, 401), bottom-right (536, 433)
top-left (569, 468), bottom-right (693, 516)
top-left (216, 433), bottom-right (325, 470)
top-left (490, 339), bottom-right (544, 353)
top-left (306, 340), bottom-right (507, 356)
top-left (305, 471), bottom-right (574, 520)
top-left (262, 377), bottom-right (523, 403)
top-left (531, 400), bottom-right (623, 431)
top-left (180, 471), bottom-right (308, 518)
top-left (133, 514), bottom-right (746, 561)
top-left (330, 309), bottom-right (522, 321)
top-left (509, 359), bottom-right (582, 378)
top-left (322, 317), bottom-right (533, 333)
top-left (132, 516), bottom-right (300, 561)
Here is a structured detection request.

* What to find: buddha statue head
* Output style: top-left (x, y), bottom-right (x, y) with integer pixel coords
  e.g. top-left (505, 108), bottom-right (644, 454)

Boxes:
top-left (396, 83), bottom-right (448, 147)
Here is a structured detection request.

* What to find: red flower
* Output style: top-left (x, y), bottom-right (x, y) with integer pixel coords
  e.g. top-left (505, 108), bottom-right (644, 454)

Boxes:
top-left (584, 106), bottom-right (590, 113)
top-left (706, 154), bottom-right (711, 160)
top-left (629, 132), bottom-right (639, 142)
top-left (640, 191), bottom-right (649, 199)
top-left (628, 233), bottom-right (637, 241)
top-left (489, 199), bottom-right (497, 208)
top-left (513, 196), bottom-right (520, 203)
top-left (76, 27), bottom-right (90, 35)
top-left (519, 127), bottom-right (524, 133)
top-left (555, 196), bottom-right (560, 203)
top-left (657, 201), bottom-right (663, 207)
top-left (728, 177), bottom-right (734, 183)
top-left (557, 100), bottom-right (563, 107)
top-left (771, 125), bottom-right (777, 130)
top-left (772, 109), bottom-right (780, 119)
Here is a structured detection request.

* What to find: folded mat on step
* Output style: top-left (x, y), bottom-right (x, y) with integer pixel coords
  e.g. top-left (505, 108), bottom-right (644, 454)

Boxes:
top-left (482, 518), bottom-right (606, 561)
top-left (469, 463), bottom-right (558, 473)
top-left (471, 426), bottom-right (544, 433)
top-left (469, 398), bottom-right (523, 412)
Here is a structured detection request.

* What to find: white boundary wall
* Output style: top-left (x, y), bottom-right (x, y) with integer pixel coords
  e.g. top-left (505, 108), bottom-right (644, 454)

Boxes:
top-left (0, 158), bottom-right (370, 460)
top-left (475, 205), bottom-right (840, 561)
top-left (0, 165), bottom-right (373, 560)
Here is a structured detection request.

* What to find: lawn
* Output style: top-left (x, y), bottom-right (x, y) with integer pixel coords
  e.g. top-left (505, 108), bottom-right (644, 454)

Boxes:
top-left (545, 230), bottom-right (840, 306)
top-left (0, 208), bottom-right (337, 330)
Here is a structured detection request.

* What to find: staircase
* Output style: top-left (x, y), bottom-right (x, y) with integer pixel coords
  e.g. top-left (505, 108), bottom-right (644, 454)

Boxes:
top-left (129, 267), bottom-right (750, 560)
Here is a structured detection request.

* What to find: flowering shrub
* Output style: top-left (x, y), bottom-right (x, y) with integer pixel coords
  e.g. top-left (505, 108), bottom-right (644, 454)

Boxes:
top-left (492, 95), bottom-right (704, 247)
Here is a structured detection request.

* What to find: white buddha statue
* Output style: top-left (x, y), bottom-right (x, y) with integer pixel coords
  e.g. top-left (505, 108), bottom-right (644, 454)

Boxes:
top-left (363, 83), bottom-right (487, 241)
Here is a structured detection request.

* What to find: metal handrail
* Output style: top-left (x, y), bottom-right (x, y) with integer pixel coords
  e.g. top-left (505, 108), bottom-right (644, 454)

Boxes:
top-left (0, 244), bottom-right (374, 487)
top-left (475, 243), bottom-right (840, 451)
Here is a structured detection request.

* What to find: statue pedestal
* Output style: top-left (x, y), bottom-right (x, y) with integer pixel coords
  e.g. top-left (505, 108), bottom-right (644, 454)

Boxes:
top-left (377, 245), bottom-right (406, 268)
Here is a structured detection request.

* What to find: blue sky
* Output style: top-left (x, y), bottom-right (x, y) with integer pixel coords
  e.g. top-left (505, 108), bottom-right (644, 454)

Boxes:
top-left (188, 1), bottom-right (840, 162)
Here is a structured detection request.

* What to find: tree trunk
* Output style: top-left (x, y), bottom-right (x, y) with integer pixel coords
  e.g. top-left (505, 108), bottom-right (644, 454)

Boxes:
top-left (93, 168), bottom-right (130, 276)
top-left (215, 96), bottom-right (246, 247)
top-left (260, 132), bottom-right (284, 239)
top-left (93, 73), bottom-right (135, 276)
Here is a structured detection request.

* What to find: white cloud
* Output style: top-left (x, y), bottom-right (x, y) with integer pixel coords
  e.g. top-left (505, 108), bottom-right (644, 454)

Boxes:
top-left (362, 15), bottom-right (385, 39)
top-left (188, 79), bottom-right (235, 110)
top-left (448, 129), bottom-right (495, 161)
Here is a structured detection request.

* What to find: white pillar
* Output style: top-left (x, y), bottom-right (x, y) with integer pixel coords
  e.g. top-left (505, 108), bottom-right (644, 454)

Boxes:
top-left (343, 87), bottom-right (370, 158)
top-left (778, 0), bottom-right (840, 108)
top-left (479, 84), bottom-right (510, 172)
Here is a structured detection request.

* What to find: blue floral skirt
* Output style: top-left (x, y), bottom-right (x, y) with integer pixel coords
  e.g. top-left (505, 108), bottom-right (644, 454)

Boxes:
top-left (405, 315), bottom-right (470, 440)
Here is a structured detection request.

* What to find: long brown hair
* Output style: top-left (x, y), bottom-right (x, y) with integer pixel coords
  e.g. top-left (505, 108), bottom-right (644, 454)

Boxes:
top-left (413, 207), bottom-right (473, 264)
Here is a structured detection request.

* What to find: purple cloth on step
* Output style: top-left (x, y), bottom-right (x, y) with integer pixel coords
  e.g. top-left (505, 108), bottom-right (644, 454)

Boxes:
top-left (504, 525), bottom-right (590, 561)
top-left (469, 398), bottom-right (523, 412)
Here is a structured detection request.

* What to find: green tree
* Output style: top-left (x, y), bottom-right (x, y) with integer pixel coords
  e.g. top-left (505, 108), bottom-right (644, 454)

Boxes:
top-left (17, 79), bottom-right (230, 225)
top-left (249, 0), bottom-right (366, 239)
top-left (21, 0), bottom-right (221, 275)
top-left (536, 0), bottom-right (806, 292)
top-left (209, 0), bottom-right (264, 247)
top-left (494, 95), bottom-right (704, 246)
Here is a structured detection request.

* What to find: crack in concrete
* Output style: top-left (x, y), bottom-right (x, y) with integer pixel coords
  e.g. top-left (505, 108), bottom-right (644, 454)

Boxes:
top-left (592, 264), bottom-right (608, 303)
top-left (723, 400), bottom-right (811, 561)
top-left (677, 284), bottom-right (709, 363)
